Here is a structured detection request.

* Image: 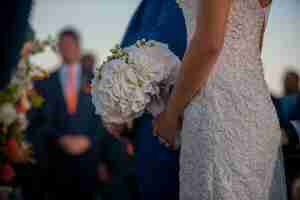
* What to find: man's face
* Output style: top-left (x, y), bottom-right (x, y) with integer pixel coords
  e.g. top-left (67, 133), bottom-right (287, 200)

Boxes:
top-left (285, 73), bottom-right (299, 94)
top-left (59, 36), bottom-right (80, 64)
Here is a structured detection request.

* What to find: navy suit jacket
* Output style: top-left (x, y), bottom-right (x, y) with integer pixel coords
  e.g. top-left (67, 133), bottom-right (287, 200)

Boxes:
top-left (273, 95), bottom-right (300, 146)
top-left (120, 1), bottom-right (186, 199)
top-left (121, 0), bottom-right (187, 59)
top-left (26, 68), bottom-right (105, 163)
top-left (21, 68), bottom-right (131, 199)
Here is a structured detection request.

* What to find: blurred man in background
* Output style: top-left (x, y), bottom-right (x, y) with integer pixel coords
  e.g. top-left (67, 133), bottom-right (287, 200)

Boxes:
top-left (284, 71), bottom-right (300, 96)
top-left (81, 53), bottom-right (96, 94)
top-left (26, 28), bottom-right (131, 200)
top-left (272, 70), bottom-right (300, 200)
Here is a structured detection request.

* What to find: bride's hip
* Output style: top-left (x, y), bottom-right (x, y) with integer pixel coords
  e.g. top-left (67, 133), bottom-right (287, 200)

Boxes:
top-left (183, 82), bottom-right (278, 124)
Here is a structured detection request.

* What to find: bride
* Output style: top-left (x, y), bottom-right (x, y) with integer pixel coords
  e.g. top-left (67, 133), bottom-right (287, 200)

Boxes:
top-left (154, 0), bottom-right (287, 199)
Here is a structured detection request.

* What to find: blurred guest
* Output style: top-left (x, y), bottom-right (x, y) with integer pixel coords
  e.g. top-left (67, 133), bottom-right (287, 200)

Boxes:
top-left (272, 70), bottom-right (300, 200)
top-left (274, 70), bottom-right (300, 146)
top-left (81, 53), bottom-right (96, 94)
top-left (284, 71), bottom-right (300, 96)
top-left (26, 28), bottom-right (131, 200)
top-left (81, 53), bottom-right (95, 81)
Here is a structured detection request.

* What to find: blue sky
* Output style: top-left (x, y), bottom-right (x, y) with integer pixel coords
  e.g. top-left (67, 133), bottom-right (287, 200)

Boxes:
top-left (31, 0), bottom-right (299, 95)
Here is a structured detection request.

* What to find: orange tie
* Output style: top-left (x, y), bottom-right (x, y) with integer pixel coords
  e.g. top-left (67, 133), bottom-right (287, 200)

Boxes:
top-left (65, 64), bottom-right (78, 114)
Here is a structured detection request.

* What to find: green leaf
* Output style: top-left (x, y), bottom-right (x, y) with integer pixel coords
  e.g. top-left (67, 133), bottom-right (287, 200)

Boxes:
top-left (30, 93), bottom-right (44, 108)
top-left (0, 84), bottom-right (20, 104)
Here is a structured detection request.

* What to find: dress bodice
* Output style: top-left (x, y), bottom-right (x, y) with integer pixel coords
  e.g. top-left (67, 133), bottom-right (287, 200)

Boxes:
top-left (178, 2), bottom-right (287, 200)
top-left (178, 0), bottom-right (270, 94)
top-left (178, 0), bottom-right (267, 55)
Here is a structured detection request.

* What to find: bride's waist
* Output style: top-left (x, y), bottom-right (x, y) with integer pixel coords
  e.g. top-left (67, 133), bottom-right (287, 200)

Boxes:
top-left (192, 64), bottom-right (268, 100)
top-left (218, 48), bottom-right (263, 64)
top-left (193, 80), bottom-right (269, 106)
top-left (214, 59), bottom-right (264, 80)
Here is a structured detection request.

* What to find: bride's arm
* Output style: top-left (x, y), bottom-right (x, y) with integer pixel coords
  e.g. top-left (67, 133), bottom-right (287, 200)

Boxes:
top-left (166, 0), bottom-right (232, 116)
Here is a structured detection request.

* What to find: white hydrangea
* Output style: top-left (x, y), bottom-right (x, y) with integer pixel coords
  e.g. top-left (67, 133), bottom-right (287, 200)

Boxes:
top-left (92, 40), bottom-right (181, 124)
top-left (0, 103), bottom-right (18, 126)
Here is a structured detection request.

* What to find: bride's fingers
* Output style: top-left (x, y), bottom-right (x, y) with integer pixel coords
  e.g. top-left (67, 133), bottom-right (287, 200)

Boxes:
top-left (158, 136), bottom-right (174, 149)
top-left (153, 120), bottom-right (159, 136)
top-left (158, 136), bottom-right (166, 144)
top-left (153, 113), bottom-right (163, 136)
top-left (158, 136), bottom-right (169, 146)
top-left (164, 141), bottom-right (172, 148)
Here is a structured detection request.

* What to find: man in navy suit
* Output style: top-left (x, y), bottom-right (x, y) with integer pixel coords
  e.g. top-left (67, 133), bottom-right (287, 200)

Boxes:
top-left (25, 28), bottom-right (131, 200)
top-left (120, 1), bottom-right (187, 200)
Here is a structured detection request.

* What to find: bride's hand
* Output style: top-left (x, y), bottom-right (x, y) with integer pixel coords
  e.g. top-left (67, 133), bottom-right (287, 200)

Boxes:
top-left (153, 109), bottom-right (181, 149)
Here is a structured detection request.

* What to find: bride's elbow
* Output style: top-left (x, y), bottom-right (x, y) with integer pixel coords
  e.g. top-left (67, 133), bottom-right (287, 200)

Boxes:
top-left (206, 45), bottom-right (223, 57)
top-left (201, 44), bottom-right (223, 61)
top-left (208, 38), bottom-right (224, 56)
top-left (194, 37), bottom-right (224, 57)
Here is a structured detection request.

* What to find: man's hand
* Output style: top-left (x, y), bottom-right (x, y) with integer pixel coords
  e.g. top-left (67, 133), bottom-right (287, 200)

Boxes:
top-left (59, 135), bottom-right (91, 156)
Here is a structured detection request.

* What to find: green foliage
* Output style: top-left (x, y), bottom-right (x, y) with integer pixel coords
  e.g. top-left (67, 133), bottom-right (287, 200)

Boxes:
top-left (30, 92), bottom-right (44, 108)
top-left (0, 85), bottom-right (20, 105)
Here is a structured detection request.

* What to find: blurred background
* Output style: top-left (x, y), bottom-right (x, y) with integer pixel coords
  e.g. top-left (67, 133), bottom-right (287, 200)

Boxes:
top-left (0, 0), bottom-right (299, 200)
top-left (31, 0), bottom-right (299, 96)
top-left (0, 0), bottom-right (300, 200)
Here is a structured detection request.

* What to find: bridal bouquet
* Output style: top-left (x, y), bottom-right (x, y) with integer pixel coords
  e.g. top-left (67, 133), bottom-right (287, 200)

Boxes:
top-left (0, 38), bottom-right (52, 185)
top-left (92, 39), bottom-right (181, 125)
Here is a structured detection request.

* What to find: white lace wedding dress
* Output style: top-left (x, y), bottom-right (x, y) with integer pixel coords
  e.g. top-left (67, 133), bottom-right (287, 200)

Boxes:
top-left (178, 0), bottom-right (287, 199)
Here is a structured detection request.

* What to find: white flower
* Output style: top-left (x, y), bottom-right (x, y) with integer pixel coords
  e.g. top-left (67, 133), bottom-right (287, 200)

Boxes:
top-left (92, 40), bottom-right (181, 124)
top-left (92, 60), bottom-right (151, 124)
top-left (0, 103), bottom-right (18, 126)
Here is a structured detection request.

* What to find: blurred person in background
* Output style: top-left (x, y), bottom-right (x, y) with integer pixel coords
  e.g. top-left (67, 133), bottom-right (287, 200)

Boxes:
top-left (272, 69), bottom-right (300, 200)
top-left (284, 71), bottom-right (300, 96)
top-left (81, 53), bottom-right (96, 94)
top-left (26, 28), bottom-right (131, 200)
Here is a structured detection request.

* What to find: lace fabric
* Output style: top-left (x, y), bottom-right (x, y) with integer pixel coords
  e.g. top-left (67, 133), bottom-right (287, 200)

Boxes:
top-left (178, 0), bottom-right (287, 199)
